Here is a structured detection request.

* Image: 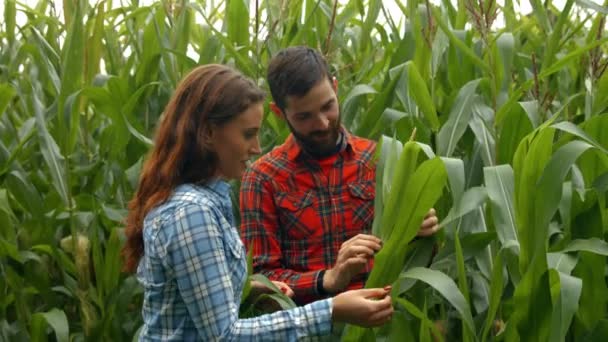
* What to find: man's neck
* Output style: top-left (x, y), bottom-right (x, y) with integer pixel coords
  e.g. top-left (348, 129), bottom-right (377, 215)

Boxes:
top-left (298, 132), bottom-right (344, 159)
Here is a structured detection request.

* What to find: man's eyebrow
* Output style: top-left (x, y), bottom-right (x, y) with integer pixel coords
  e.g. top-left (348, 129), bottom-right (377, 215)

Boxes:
top-left (293, 111), bottom-right (311, 117)
top-left (321, 98), bottom-right (335, 107)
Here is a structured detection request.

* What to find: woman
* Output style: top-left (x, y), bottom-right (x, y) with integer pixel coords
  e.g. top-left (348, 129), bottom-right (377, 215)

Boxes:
top-left (122, 64), bottom-right (393, 341)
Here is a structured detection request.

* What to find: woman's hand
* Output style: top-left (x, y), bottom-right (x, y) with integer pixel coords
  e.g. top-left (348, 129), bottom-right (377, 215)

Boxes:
top-left (332, 287), bottom-right (394, 327)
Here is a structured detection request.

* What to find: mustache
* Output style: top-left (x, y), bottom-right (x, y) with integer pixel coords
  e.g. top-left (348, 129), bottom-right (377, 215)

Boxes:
top-left (310, 130), bottom-right (331, 138)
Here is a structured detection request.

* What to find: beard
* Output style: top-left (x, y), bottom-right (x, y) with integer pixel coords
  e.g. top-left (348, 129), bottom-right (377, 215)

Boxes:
top-left (286, 117), bottom-right (342, 158)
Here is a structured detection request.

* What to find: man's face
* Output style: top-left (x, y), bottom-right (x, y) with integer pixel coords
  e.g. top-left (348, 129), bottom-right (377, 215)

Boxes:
top-left (281, 78), bottom-right (341, 155)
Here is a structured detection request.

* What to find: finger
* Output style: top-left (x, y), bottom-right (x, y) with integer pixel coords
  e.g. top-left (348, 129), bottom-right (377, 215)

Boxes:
top-left (421, 215), bottom-right (438, 229)
top-left (344, 256), bottom-right (371, 269)
top-left (369, 305), bottom-right (394, 322)
top-left (342, 239), bottom-right (382, 253)
top-left (417, 224), bottom-right (440, 237)
top-left (357, 287), bottom-right (391, 299)
top-left (342, 245), bottom-right (377, 258)
top-left (425, 208), bottom-right (436, 218)
top-left (347, 234), bottom-right (383, 245)
top-left (365, 301), bottom-right (394, 326)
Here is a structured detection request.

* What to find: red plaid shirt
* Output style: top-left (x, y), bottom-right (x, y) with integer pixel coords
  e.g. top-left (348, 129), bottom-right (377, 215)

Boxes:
top-left (239, 129), bottom-right (376, 304)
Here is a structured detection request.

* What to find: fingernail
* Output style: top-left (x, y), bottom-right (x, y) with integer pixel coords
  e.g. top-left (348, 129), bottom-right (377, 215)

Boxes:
top-left (384, 285), bottom-right (392, 291)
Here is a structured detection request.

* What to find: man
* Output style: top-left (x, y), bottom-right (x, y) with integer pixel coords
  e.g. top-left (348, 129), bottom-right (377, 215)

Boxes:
top-left (240, 46), bottom-right (438, 305)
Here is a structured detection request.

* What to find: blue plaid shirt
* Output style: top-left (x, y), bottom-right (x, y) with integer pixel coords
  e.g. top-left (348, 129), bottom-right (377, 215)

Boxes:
top-left (137, 180), bottom-right (333, 341)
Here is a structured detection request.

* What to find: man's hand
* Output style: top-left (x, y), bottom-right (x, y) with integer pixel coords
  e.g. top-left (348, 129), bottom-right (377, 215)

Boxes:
top-left (323, 234), bottom-right (382, 293)
top-left (250, 280), bottom-right (295, 298)
top-left (417, 208), bottom-right (439, 237)
top-left (246, 280), bottom-right (295, 314)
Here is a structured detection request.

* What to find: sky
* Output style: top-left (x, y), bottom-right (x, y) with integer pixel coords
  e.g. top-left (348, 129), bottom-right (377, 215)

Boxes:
top-left (0, 0), bottom-right (589, 29)
top-left (0, 0), bottom-right (604, 55)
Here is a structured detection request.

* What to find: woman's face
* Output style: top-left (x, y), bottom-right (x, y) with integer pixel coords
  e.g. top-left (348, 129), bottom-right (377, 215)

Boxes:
top-left (210, 102), bottom-right (264, 180)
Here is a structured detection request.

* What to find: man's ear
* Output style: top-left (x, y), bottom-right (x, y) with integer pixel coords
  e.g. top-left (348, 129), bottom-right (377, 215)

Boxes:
top-left (269, 102), bottom-right (284, 120)
top-left (332, 77), bottom-right (338, 93)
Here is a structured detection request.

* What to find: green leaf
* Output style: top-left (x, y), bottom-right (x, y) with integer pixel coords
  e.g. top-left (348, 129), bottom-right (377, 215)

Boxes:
top-left (58, 0), bottom-right (85, 154)
top-left (373, 135), bottom-right (403, 238)
top-left (576, 0), bottom-right (608, 15)
top-left (547, 253), bottom-right (578, 274)
top-left (241, 247), bottom-right (254, 304)
top-left (356, 66), bottom-right (404, 137)
top-left (481, 249), bottom-right (504, 341)
top-left (454, 230), bottom-right (473, 341)
top-left (406, 61), bottom-right (439, 131)
top-left (553, 122), bottom-right (608, 155)
top-left (541, 0), bottom-right (575, 72)
top-left (431, 6), bottom-right (490, 72)
top-left (519, 101), bottom-right (541, 128)
top-left (561, 238), bottom-right (608, 256)
top-left (394, 298), bottom-right (444, 341)
top-left (343, 84), bottom-right (377, 107)
top-left (0, 84), bottom-right (16, 116)
top-left (398, 267), bottom-right (475, 334)
top-left (469, 107), bottom-right (496, 166)
top-left (102, 229), bottom-right (121, 294)
top-left (31, 308), bottom-right (69, 342)
top-left (513, 127), bottom-right (555, 273)
top-left (5, 171), bottom-right (45, 221)
top-left (439, 186), bottom-right (488, 228)
top-left (249, 273), bottom-right (296, 308)
top-left (4, 0), bottom-right (16, 43)
top-left (529, 0), bottom-right (552, 34)
top-left (510, 266), bottom-right (553, 341)
top-left (345, 157), bottom-right (447, 341)
top-left (0, 189), bottom-right (16, 222)
top-left (540, 37), bottom-right (608, 79)
top-left (483, 165), bottom-right (518, 245)
top-left (33, 94), bottom-right (69, 206)
top-left (380, 141), bottom-right (422, 240)
top-left (496, 33), bottom-right (515, 92)
top-left (441, 157), bottom-right (465, 201)
top-left (226, 0), bottom-right (250, 47)
top-left (496, 104), bottom-right (533, 164)
top-left (437, 80), bottom-right (482, 156)
top-left (549, 270), bottom-right (583, 342)
top-left (535, 140), bottom-right (595, 232)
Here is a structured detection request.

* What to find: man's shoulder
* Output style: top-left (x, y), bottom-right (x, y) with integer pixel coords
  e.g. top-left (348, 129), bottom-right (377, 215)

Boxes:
top-left (247, 143), bottom-right (292, 178)
top-left (346, 133), bottom-right (377, 163)
top-left (349, 134), bottom-right (376, 149)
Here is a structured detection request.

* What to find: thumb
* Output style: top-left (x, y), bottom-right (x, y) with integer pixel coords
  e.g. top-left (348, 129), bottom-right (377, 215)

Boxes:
top-left (358, 286), bottom-right (391, 299)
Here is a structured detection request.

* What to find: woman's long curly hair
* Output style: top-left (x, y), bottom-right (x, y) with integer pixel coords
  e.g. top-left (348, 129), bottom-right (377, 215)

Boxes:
top-left (122, 64), bottom-right (265, 273)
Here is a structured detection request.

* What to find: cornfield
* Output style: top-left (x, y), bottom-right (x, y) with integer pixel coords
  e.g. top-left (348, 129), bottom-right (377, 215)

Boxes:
top-left (1, 0), bottom-right (607, 341)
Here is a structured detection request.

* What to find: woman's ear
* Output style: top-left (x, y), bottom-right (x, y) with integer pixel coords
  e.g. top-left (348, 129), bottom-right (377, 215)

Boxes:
top-left (202, 124), bottom-right (215, 147)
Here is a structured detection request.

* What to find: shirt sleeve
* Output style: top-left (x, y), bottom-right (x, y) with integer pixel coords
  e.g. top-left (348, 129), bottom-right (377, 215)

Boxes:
top-left (158, 203), bottom-right (333, 341)
top-left (239, 168), bottom-right (324, 298)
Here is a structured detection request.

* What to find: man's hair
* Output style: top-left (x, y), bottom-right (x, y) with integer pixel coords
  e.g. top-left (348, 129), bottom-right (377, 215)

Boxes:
top-left (267, 46), bottom-right (332, 111)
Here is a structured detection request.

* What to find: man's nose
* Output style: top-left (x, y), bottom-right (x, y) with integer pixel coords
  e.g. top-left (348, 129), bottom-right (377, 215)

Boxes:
top-left (314, 113), bottom-right (330, 130)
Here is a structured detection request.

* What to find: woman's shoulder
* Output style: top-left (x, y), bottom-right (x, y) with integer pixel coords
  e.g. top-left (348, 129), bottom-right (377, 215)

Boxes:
top-left (144, 184), bottom-right (223, 235)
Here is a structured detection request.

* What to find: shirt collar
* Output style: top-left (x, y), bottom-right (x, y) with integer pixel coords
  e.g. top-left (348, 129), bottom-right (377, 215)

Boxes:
top-left (205, 178), bottom-right (232, 196)
top-left (201, 178), bottom-right (234, 225)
